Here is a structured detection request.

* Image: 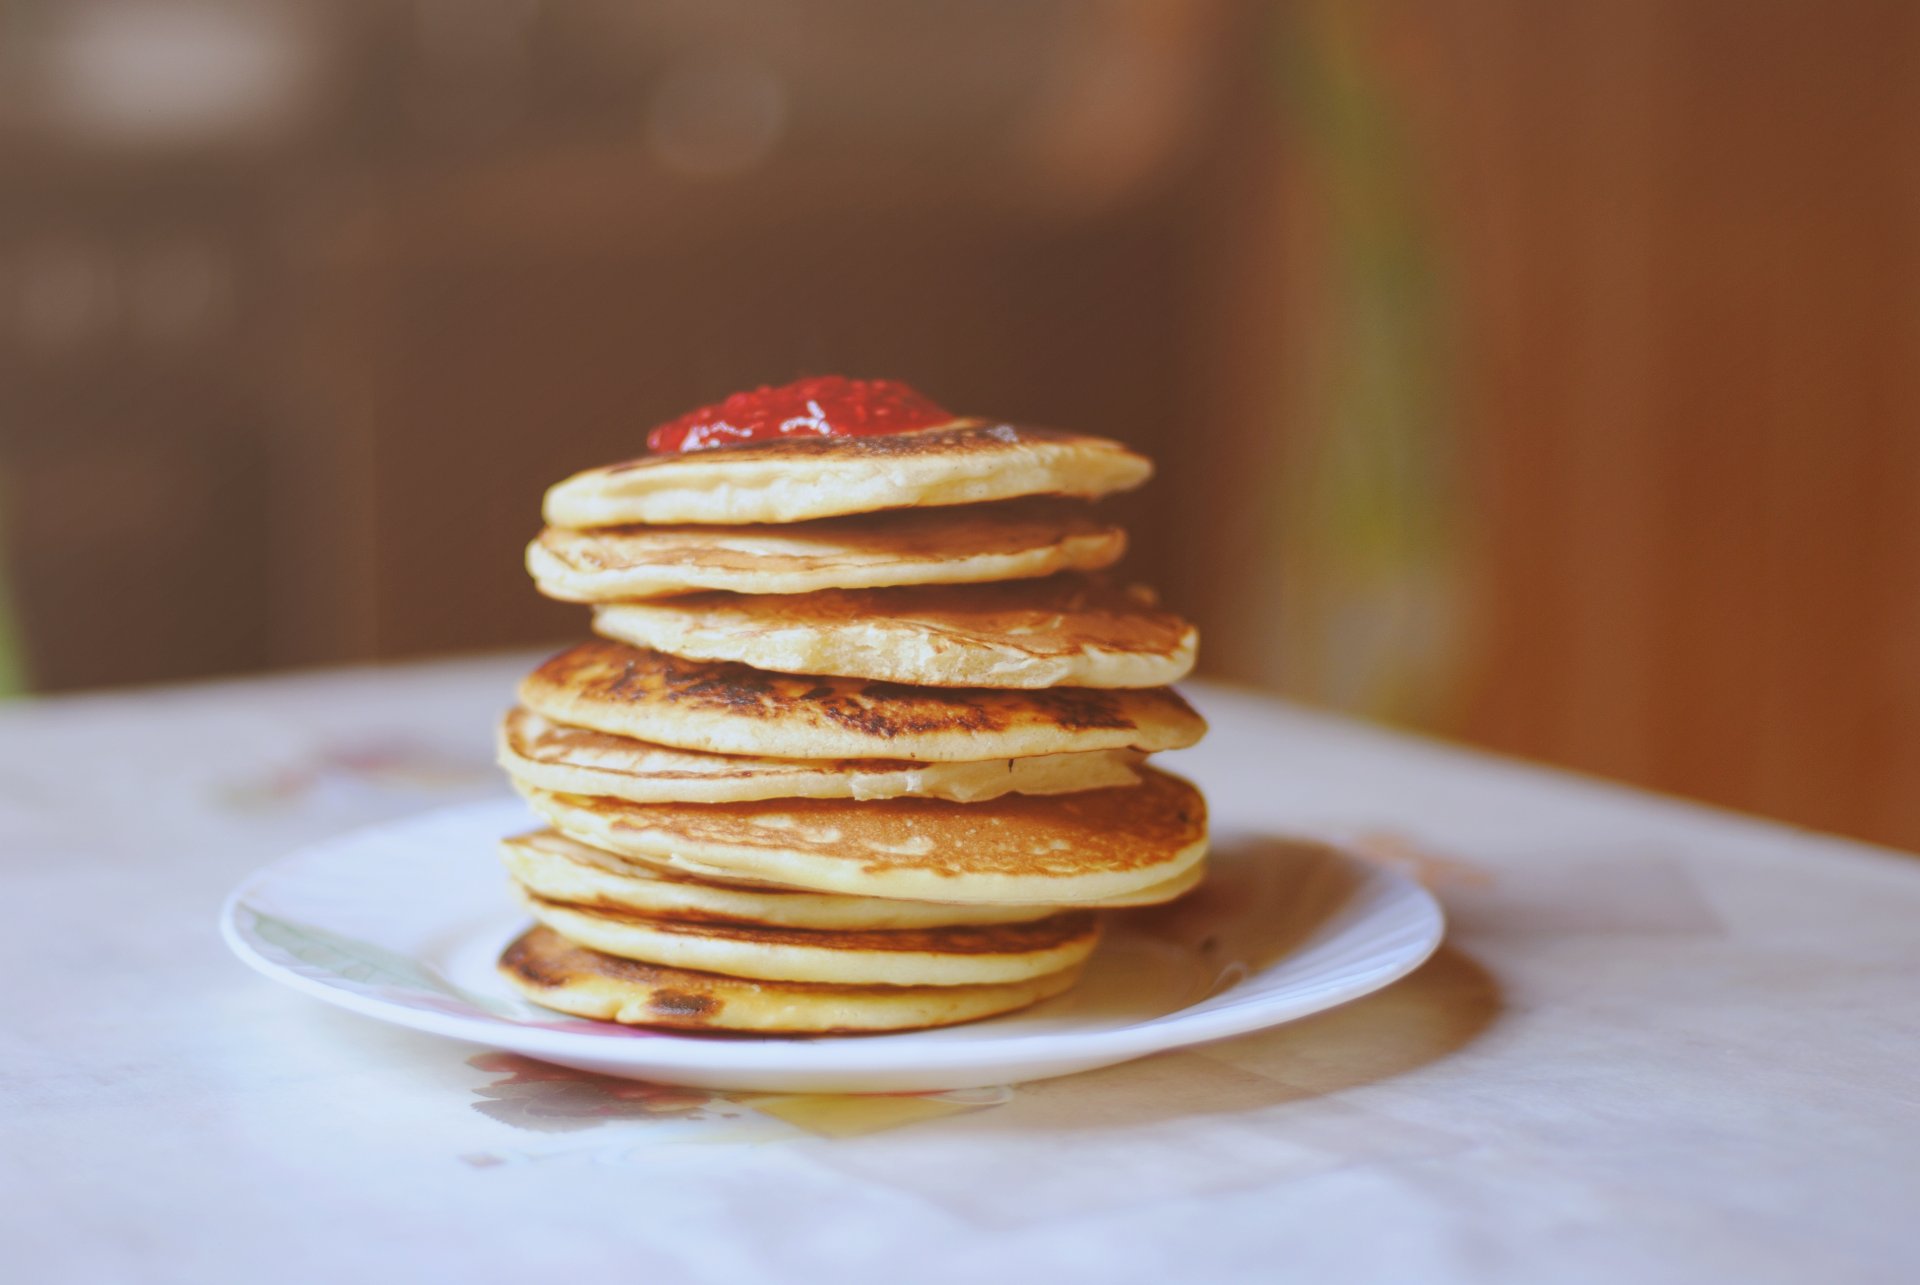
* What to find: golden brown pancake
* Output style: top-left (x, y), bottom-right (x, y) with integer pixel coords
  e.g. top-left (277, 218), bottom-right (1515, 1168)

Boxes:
top-left (500, 926), bottom-right (1081, 1033)
top-left (501, 830), bottom-right (1063, 928)
top-left (508, 825), bottom-right (1206, 916)
top-left (590, 576), bottom-right (1197, 690)
top-left (497, 707), bottom-right (1145, 805)
top-left (513, 886), bottom-right (1099, 986)
top-left (526, 499), bottom-right (1126, 601)
top-left (519, 641), bottom-right (1207, 762)
top-left (542, 422), bottom-right (1152, 526)
top-left (516, 767), bottom-right (1209, 905)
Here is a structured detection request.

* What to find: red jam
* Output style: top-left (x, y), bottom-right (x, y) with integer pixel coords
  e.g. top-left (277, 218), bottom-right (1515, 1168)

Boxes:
top-left (646, 376), bottom-right (954, 453)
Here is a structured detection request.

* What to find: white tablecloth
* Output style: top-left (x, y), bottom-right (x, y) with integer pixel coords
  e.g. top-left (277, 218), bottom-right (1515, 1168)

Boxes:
top-left (3, 653), bottom-right (1914, 1284)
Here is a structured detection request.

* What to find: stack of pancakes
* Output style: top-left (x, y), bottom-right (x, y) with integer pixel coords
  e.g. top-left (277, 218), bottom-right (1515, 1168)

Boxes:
top-left (496, 420), bottom-right (1208, 1034)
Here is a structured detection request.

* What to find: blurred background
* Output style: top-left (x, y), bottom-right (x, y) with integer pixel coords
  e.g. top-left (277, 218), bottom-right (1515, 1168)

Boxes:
top-left (4, 0), bottom-right (1917, 848)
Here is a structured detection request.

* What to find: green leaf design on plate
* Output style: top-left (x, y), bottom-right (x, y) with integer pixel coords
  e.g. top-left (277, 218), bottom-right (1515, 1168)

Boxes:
top-left (245, 908), bottom-right (518, 1017)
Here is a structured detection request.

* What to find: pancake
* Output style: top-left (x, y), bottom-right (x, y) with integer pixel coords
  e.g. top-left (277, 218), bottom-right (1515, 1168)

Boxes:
top-left (533, 830), bottom-right (1209, 910)
top-left (526, 499), bottom-right (1126, 601)
top-left (516, 767), bottom-right (1209, 905)
top-left (619, 849), bottom-right (1205, 909)
top-left (501, 830), bottom-right (1062, 928)
top-left (513, 886), bottom-right (1099, 987)
top-left (500, 926), bottom-right (1081, 1033)
top-left (520, 641), bottom-right (1206, 762)
top-left (591, 576), bottom-right (1197, 690)
top-left (542, 422), bottom-right (1152, 526)
top-left (498, 707), bottom-right (1144, 804)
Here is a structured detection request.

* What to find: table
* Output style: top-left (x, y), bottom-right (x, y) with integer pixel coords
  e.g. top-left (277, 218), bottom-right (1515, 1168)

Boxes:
top-left (3, 652), bottom-right (1915, 1284)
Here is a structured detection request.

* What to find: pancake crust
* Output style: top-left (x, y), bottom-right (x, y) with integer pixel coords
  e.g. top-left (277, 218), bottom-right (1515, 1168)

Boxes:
top-left (498, 707), bottom-right (1144, 804)
top-left (517, 767), bottom-right (1209, 905)
top-left (527, 500), bottom-right (1126, 601)
top-left (543, 422), bottom-right (1153, 526)
top-left (510, 826), bottom-right (1208, 912)
top-left (502, 830), bottom-right (1062, 928)
top-left (519, 641), bottom-right (1206, 762)
top-left (590, 576), bottom-right (1197, 689)
top-left (515, 887), bottom-right (1099, 986)
top-left (500, 926), bottom-right (1081, 1033)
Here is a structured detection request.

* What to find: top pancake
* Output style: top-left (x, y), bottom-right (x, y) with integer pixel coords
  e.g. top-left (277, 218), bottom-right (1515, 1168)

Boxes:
top-left (542, 422), bottom-right (1153, 526)
top-left (520, 640), bottom-right (1207, 762)
top-left (526, 499), bottom-right (1127, 601)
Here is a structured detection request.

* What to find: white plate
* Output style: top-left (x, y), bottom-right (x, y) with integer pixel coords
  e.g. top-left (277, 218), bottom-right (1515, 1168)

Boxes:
top-left (221, 799), bottom-right (1444, 1092)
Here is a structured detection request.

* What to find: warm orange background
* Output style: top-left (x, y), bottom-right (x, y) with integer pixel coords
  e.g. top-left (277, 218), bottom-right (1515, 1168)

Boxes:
top-left (6, 1), bottom-right (1917, 849)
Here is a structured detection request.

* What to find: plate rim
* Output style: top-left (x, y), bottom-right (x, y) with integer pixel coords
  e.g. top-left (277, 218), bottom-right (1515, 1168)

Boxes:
top-left (219, 800), bottom-right (1446, 1075)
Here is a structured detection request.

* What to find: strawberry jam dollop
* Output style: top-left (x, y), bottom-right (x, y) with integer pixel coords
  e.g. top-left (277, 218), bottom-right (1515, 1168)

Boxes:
top-left (646, 376), bottom-right (954, 453)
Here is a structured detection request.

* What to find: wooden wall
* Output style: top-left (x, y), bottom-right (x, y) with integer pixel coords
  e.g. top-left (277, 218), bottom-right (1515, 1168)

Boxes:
top-left (1188, 1), bottom-right (1920, 848)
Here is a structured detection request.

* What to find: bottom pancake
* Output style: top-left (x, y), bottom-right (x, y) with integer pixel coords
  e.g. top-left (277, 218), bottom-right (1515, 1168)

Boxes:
top-left (499, 926), bottom-right (1081, 1034)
